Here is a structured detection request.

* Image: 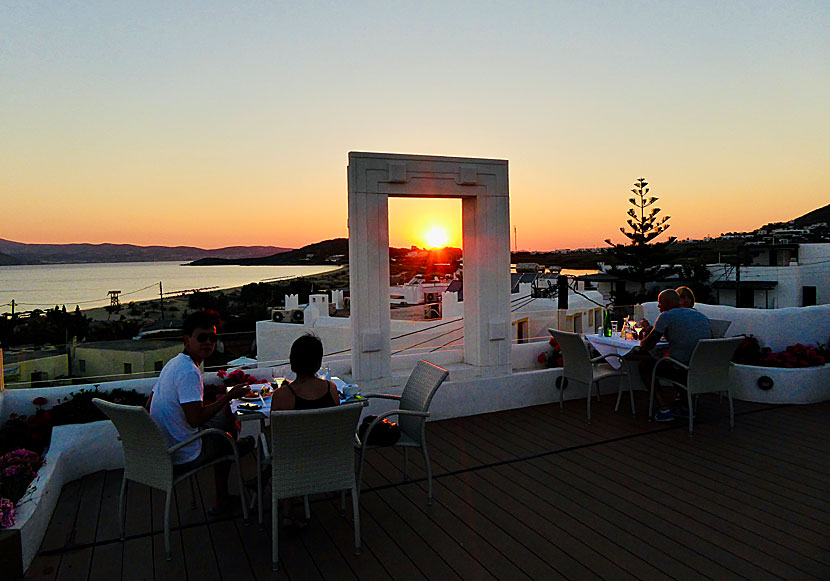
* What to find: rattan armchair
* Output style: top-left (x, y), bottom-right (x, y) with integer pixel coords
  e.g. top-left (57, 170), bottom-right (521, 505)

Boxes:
top-left (648, 337), bottom-right (743, 434)
top-left (270, 401), bottom-right (366, 570)
top-left (550, 329), bottom-right (631, 421)
top-left (92, 398), bottom-right (248, 560)
top-left (356, 360), bottom-right (449, 505)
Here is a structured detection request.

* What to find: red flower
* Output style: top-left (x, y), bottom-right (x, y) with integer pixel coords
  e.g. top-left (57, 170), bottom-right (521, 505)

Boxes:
top-left (538, 353), bottom-right (547, 364)
top-left (32, 397), bottom-right (47, 407)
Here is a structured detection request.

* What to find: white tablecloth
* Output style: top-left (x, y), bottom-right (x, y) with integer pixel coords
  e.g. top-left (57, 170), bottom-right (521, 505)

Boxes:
top-left (585, 334), bottom-right (668, 369)
top-left (585, 334), bottom-right (642, 369)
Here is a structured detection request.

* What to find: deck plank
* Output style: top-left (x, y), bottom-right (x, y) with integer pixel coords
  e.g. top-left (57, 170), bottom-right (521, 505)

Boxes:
top-left (29, 398), bottom-right (830, 580)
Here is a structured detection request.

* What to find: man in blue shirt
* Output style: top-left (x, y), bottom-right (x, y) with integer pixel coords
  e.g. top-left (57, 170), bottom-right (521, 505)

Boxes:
top-left (635, 289), bottom-right (712, 421)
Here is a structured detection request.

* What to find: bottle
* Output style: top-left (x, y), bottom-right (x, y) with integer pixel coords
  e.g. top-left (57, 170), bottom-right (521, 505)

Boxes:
top-left (603, 310), bottom-right (612, 337)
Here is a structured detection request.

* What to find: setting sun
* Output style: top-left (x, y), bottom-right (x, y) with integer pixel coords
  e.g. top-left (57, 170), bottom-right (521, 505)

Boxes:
top-left (388, 198), bottom-right (462, 248)
top-left (423, 226), bottom-right (449, 249)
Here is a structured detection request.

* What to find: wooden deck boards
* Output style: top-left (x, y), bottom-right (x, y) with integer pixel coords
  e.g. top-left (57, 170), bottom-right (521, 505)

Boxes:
top-left (24, 395), bottom-right (830, 580)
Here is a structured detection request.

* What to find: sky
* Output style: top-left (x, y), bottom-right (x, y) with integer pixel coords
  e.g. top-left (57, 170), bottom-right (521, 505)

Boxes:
top-left (2, 1), bottom-right (828, 251)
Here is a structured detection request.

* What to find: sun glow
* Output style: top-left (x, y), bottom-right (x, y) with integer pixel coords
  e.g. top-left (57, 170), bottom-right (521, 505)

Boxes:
top-left (423, 226), bottom-right (449, 249)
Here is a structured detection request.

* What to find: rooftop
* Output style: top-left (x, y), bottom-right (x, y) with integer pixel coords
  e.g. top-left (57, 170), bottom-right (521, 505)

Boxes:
top-left (27, 393), bottom-right (830, 579)
top-left (74, 339), bottom-right (180, 352)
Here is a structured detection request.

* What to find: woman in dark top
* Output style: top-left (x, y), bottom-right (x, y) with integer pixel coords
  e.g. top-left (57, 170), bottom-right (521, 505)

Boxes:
top-left (272, 333), bottom-right (339, 528)
top-left (272, 334), bottom-right (340, 411)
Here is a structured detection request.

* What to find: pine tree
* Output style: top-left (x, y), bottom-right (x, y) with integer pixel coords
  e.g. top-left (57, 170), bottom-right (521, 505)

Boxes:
top-left (604, 178), bottom-right (677, 302)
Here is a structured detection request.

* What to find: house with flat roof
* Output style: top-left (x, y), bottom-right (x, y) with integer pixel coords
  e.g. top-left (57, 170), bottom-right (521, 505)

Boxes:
top-left (72, 339), bottom-right (181, 382)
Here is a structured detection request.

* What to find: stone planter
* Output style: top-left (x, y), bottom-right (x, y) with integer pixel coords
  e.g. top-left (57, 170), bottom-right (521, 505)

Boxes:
top-left (730, 363), bottom-right (830, 404)
top-left (9, 421), bottom-right (123, 573)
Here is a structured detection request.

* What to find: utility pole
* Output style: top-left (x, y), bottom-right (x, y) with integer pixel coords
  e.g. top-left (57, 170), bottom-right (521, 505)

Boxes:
top-left (10, 300), bottom-right (15, 317)
top-left (735, 245), bottom-right (742, 307)
top-left (159, 281), bottom-right (165, 320)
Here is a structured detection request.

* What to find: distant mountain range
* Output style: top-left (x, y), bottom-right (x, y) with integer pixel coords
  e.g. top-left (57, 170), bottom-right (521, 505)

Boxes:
top-left (2, 203), bottom-right (826, 268)
top-left (0, 239), bottom-right (290, 265)
top-left (187, 238), bottom-right (349, 266)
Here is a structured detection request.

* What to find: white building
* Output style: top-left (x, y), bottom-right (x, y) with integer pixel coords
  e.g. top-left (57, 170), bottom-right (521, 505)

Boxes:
top-left (709, 243), bottom-right (830, 308)
top-left (256, 284), bottom-right (605, 370)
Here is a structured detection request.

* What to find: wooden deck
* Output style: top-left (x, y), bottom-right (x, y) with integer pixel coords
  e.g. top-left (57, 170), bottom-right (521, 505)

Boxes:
top-left (25, 394), bottom-right (830, 580)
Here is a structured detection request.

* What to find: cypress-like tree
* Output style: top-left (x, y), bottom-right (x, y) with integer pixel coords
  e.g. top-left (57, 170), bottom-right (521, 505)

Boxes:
top-left (604, 178), bottom-right (677, 302)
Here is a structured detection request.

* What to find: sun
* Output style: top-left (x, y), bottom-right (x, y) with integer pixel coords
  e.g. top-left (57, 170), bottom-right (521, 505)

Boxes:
top-left (423, 226), bottom-right (449, 249)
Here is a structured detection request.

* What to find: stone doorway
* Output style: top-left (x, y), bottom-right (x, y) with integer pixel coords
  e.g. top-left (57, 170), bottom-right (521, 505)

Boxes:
top-left (347, 152), bottom-right (511, 381)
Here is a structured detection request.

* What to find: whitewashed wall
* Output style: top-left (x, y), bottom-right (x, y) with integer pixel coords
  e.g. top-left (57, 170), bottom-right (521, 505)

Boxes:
top-left (642, 302), bottom-right (830, 351)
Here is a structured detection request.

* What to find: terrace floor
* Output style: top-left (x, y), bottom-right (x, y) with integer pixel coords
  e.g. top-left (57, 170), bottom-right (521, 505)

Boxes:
top-left (25, 393), bottom-right (830, 580)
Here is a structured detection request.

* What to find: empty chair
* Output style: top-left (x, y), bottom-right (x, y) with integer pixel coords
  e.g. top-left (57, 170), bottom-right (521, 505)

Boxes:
top-left (648, 336), bottom-right (743, 434)
top-left (549, 329), bottom-right (632, 422)
top-left (708, 319), bottom-right (732, 338)
top-left (270, 402), bottom-right (366, 570)
top-left (92, 398), bottom-right (248, 560)
top-left (356, 360), bottom-right (449, 505)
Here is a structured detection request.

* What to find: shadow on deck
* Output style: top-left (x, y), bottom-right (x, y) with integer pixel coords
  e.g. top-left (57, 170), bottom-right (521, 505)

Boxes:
top-left (25, 394), bottom-right (830, 580)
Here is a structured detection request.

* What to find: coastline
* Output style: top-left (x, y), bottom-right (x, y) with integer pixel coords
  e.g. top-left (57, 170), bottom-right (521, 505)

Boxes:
top-left (80, 265), bottom-right (349, 322)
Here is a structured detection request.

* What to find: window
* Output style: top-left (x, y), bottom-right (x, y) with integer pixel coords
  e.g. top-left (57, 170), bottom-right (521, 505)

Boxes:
top-left (124, 362), bottom-right (133, 375)
top-left (572, 313), bottom-right (583, 334)
top-left (516, 319), bottom-right (529, 344)
top-left (803, 286), bottom-right (817, 307)
top-left (154, 360), bottom-right (163, 372)
top-left (78, 360), bottom-right (86, 373)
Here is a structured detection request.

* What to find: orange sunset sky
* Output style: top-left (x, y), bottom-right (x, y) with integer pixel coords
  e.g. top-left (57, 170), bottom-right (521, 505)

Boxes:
top-left (1, 2), bottom-right (828, 251)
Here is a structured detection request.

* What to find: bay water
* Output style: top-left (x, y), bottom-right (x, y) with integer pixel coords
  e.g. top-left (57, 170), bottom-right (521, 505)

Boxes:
top-left (0, 262), bottom-right (339, 313)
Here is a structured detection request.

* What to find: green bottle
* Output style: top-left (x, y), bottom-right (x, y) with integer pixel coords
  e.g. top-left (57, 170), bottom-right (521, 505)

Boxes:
top-left (603, 310), bottom-right (612, 337)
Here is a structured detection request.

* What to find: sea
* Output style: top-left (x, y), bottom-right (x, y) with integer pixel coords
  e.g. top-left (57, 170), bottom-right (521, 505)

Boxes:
top-left (0, 262), bottom-right (340, 313)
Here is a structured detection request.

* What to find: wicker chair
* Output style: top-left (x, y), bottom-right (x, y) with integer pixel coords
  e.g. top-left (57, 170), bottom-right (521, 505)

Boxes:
top-left (270, 401), bottom-right (366, 571)
top-left (648, 337), bottom-right (743, 434)
top-left (550, 329), bottom-right (631, 422)
top-left (92, 398), bottom-right (248, 560)
top-left (356, 360), bottom-right (449, 505)
top-left (708, 319), bottom-right (732, 338)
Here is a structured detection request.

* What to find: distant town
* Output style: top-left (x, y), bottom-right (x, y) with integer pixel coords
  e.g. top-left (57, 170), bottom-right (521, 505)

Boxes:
top-left (2, 202), bottom-right (828, 389)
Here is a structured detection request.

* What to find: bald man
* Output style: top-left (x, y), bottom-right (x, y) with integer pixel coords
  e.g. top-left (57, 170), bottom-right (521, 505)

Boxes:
top-left (637, 289), bottom-right (712, 421)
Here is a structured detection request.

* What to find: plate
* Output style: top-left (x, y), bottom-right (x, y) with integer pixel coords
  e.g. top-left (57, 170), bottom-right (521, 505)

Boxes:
top-left (240, 394), bottom-right (268, 401)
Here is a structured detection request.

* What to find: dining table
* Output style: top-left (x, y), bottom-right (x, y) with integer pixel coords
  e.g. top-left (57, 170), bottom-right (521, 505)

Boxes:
top-left (230, 377), bottom-right (362, 523)
top-left (585, 333), bottom-right (645, 369)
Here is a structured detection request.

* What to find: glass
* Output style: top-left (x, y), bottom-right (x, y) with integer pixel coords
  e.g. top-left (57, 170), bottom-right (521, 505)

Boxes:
top-left (318, 365), bottom-right (331, 381)
top-left (271, 364), bottom-right (289, 386)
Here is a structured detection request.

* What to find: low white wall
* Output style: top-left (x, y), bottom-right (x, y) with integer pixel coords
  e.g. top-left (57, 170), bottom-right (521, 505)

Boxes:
top-left (730, 363), bottom-right (830, 404)
top-left (0, 378), bottom-right (158, 421)
top-left (14, 421), bottom-right (123, 571)
top-left (642, 302), bottom-right (830, 351)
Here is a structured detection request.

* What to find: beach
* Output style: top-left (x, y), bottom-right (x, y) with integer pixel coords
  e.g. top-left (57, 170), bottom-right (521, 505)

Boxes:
top-left (80, 265), bottom-right (350, 322)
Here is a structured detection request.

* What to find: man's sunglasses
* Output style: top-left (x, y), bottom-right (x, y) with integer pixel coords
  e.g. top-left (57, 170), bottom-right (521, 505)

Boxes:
top-left (195, 332), bottom-right (218, 343)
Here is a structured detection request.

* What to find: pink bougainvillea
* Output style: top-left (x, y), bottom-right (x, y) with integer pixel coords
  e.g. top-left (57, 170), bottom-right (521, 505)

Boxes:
top-left (539, 337), bottom-right (564, 368)
top-left (0, 498), bottom-right (14, 528)
top-left (733, 335), bottom-right (828, 368)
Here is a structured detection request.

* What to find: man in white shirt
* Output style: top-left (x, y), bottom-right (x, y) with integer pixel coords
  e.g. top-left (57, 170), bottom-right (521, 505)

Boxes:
top-left (148, 310), bottom-right (250, 514)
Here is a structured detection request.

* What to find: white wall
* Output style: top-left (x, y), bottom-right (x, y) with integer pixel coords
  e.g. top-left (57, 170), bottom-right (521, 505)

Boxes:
top-left (642, 302), bottom-right (830, 351)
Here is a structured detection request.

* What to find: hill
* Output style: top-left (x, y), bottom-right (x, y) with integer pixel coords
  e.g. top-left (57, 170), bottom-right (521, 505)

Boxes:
top-left (791, 203), bottom-right (830, 227)
top-left (188, 238), bottom-right (349, 266)
top-left (0, 239), bottom-right (289, 265)
top-left (0, 252), bottom-right (21, 266)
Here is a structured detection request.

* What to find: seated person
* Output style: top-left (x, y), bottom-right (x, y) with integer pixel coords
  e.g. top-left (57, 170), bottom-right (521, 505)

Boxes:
top-left (630, 289), bottom-right (711, 422)
top-left (272, 333), bottom-right (340, 528)
top-left (147, 310), bottom-right (251, 515)
top-left (677, 286), bottom-right (696, 308)
top-left (273, 334), bottom-right (340, 411)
